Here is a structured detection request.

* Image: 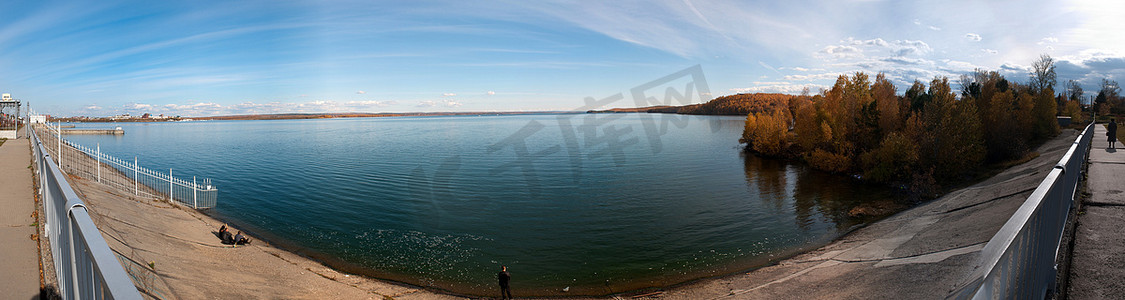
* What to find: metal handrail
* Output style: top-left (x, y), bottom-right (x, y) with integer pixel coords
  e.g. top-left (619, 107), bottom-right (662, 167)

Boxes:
top-left (32, 125), bottom-right (142, 300)
top-left (950, 122), bottom-right (1094, 299)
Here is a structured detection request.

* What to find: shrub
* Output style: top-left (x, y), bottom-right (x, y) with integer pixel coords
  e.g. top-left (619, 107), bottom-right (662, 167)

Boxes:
top-left (807, 149), bottom-right (851, 173)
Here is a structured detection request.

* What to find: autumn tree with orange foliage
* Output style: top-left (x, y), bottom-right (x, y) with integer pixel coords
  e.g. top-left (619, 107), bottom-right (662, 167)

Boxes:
top-left (736, 57), bottom-right (1070, 196)
top-left (680, 93), bottom-right (795, 115)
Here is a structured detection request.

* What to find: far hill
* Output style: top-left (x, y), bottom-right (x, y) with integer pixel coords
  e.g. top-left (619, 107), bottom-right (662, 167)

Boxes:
top-left (587, 93), bottom-right (794, 116)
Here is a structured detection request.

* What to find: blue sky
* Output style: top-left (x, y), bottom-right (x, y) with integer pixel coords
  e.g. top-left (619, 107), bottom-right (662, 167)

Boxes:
top-left (2, 0), bottom-right (1123, 117)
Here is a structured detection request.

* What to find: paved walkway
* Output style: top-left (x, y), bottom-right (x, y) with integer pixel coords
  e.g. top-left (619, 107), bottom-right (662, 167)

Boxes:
top-left (0, 137), bottom-right (41, 299)
top-left (1068, 124), bottom-right (1125, 299)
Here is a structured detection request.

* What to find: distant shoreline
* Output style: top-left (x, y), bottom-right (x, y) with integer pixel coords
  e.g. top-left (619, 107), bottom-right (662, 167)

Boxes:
top-left (52, 111), bottom-right (593, 122)
top-left (52, 100), bottom-right (749, 123)
top-left (55, 91), bottom-right (788, 123)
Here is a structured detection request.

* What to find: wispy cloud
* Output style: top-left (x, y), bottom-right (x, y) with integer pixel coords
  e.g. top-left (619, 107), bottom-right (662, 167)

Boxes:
top-left (5, 0), bottom-right (1124, 116)
top-left (114, 99), bottom-right (401, 117)
top-left (731, 83), bottom-right (826, 94)
top-left (417, 99), bottom-right (462, 108)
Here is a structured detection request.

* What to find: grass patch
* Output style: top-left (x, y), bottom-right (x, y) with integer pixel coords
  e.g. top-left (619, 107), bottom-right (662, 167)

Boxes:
top-left (1118, 123), bottom-right (1125, 145)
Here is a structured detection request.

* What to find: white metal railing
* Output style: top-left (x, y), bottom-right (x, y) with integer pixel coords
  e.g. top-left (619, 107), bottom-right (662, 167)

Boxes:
top-left (35, 123), bottom-right (218, 209)
top-left (31, 125), bottom-right (143, 300)
top-left (949, 122), bottom-right (1094, 299)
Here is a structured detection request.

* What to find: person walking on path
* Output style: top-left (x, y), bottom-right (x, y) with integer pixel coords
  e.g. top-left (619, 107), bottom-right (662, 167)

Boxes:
top-left (498, 265), bottom-right (512, 299)
top-left (1109, 118), bottom-right (1118, 150)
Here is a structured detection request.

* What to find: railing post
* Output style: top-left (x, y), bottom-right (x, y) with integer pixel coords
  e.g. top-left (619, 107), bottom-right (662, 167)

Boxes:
top-left (96, 143), bottom-right (101, 183)
top-left (68, 217), bottom-right (80, 300)
top-left (193, 176), bottom-right (198, 209)
top-left (134, 157), bottom-right (138, 196)
top-left (169, 168), bottom-right (173, 202)
top-left (56, 121), bottom-right (61, 169)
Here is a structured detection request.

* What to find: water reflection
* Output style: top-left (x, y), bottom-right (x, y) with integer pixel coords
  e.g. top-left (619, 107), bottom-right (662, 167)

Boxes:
top-left (742, 152), bottom-right (900, 233)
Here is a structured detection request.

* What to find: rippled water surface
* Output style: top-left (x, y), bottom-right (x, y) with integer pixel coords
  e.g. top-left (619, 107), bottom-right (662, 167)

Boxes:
top-left (65, 114), bottom-right (901, 296)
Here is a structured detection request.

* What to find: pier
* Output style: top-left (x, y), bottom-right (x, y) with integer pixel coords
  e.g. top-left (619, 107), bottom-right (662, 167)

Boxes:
top-left (62, 127), bottom-right (124, 135)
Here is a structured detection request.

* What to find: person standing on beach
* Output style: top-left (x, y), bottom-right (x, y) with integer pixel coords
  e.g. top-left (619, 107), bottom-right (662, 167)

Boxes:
top-left (1109, 118), bottom-right (1118, 150)
top-left (498, 265), bottom-right (512, 299)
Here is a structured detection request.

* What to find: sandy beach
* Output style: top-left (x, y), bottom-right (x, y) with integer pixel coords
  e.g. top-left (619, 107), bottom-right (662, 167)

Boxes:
top-left (57, 161), bottom-right (461, 299)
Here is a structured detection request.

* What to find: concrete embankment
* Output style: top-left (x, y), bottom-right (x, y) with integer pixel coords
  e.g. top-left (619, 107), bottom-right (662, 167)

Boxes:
top-left (658, 129), bottom-right (1079, 299)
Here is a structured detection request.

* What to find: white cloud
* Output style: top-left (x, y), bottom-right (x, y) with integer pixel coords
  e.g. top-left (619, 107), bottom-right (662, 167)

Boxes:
top-left (783, 72), bottom-right (840, 81)
top-left (758, 61), bottom-right (779, 73)
top-left (782, 67), bottom-right (826, 72)
top-left (108, 99), bottom-right (409, 116)
top-left (1038, 37), bottom-right (1059, 45)
top-left (883, 56), bottom-right (931, 65)
top-left (965, 33), bottom-right (982, 42)
top-left (944, 60), bottom-right (979, 72)
top-left (126, 103), bottom-right (152, 110)
top-left (821, 38), bottom-right (931, 60)
top-left (487, 91), bottom-right (496, 95)
top-left (982, 49), bottom-right (998, 55)
top-left (820, 45), bottom-right (862, 58)
top-left (731, 83), bottom-right (827, 94)
top-left (356, 90), bottom-right (366, 94)
top-left (344, 100), bottom-right (394, 107)
top-left (891, 40), bottom-right (931, 56)
top-left (928, 26), bottom-right (941, 31)
top-left (442, 93), bottom-right (456, 97)
top-left (83, 105), bottom-right (101, 110)
top-left (417, 99), bottom-right (462, 108)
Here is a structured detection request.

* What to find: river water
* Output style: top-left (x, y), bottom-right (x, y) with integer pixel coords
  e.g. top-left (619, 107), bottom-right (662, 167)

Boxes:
top-left (64, 113), bottom-right (902, 296)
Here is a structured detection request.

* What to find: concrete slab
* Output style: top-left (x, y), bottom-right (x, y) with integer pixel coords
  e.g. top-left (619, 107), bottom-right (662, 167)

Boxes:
top-left (0, 138), bottom-right (40, 299)
top-left (1068, 206), bottom-right (1125, 299)
top-left (1087, 162), bottom-right (1125, 205)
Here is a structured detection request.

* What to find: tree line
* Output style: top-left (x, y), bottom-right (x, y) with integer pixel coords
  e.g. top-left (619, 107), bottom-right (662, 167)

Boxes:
top-left (738, 55), bottom-right (1116, 196)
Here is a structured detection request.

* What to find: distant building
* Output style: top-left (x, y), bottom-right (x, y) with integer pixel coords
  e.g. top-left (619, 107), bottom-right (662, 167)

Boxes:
top-left (0, 93), bottom-right (18, 139)
top-left (29, 115), bottom-right (46, 124)
top-left (142, 113), bottom-right (151, 119)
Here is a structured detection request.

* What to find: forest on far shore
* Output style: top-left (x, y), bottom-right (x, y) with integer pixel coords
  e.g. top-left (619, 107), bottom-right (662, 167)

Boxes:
top-left (732, 54), bottom-right (1122, 197)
